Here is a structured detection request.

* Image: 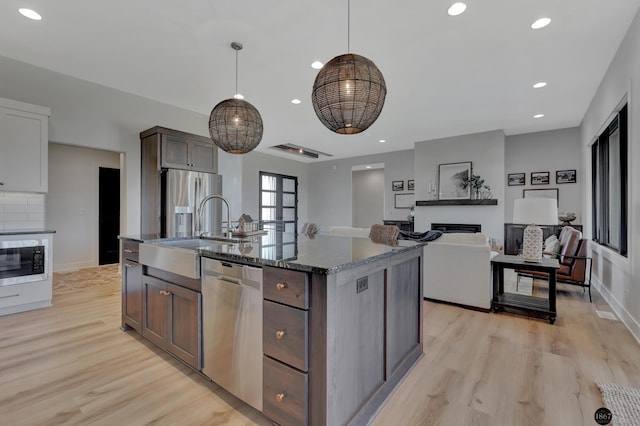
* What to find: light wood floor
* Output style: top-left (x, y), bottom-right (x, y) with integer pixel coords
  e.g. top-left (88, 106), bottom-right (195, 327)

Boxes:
top-left (0, 266), bottom-right (638, 425)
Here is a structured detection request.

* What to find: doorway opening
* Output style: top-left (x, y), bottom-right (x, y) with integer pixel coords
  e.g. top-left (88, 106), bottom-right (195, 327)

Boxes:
top-left (99, 167), bottom-right (120, 265)
top-left (351, 163), bottom-right (385, 228)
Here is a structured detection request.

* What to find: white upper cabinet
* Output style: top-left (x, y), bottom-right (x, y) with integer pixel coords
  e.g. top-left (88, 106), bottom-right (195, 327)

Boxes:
top-left (0, 98), bottom-right (50, 193)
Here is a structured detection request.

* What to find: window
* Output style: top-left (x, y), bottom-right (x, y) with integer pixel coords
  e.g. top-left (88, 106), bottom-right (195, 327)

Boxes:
top-left (259, 172), bottom-right (298, 259)
top-left (591, 104), bottom-right (627, 256)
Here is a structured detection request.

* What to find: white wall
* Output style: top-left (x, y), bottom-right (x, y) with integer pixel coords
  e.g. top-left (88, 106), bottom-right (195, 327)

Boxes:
top-left (308, 150), bottom-right (414, 230)
top-left (413, 130), bottom-right (506, 241)
top-left (580, 8), bottom-right (640, 342)
top-left (0, 55), bottom-right (211, 237)
top-left (0, 55), bottom-right (309, 261)
top-left (505, 127), bottom-right (582, 222)
top-left (47, 143), bottom-right (120, 271)
top-left (352, 169), bottom-right (384, 228)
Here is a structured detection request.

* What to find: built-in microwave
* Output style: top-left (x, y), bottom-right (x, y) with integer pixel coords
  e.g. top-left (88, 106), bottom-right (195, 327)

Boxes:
top-left (0, 238), bottom-right (50, 286)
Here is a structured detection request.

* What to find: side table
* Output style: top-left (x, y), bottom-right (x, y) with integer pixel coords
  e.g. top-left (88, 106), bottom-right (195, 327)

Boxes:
top-left (491, 254), bottom-right (560, 324)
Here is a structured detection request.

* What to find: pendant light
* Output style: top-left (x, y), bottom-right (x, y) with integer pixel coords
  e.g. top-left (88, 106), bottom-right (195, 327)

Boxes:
top-left (209, 42), bottom-right (263, 154)
top-left (311, 0), bottom-right (387, 134)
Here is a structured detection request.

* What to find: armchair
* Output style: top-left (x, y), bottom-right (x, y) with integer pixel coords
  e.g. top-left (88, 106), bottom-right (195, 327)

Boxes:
top-left (518, 226), bottom-right (592, 302)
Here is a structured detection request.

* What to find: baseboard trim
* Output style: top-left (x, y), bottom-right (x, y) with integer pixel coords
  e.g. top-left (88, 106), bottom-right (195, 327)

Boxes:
top-left (54, 260), bottom-right (96, 273)
top-left (423, 297), bottom-right (491, 313)
top-left (592, 277), bottom-right (640, 345)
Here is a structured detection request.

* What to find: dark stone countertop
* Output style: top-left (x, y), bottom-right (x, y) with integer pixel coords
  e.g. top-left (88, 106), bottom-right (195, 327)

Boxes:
top-left (0, 228), bottom-right (56, 236)
top-left (119, 232), bottom-right (425, 275)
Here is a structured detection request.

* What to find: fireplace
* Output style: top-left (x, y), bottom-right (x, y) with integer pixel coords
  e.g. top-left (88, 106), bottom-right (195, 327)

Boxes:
top-left (431, 223), bottom-right (481, 233)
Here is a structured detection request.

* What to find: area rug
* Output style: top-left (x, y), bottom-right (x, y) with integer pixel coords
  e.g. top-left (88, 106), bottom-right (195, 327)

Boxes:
top-left (503, 269), bottom-right (533, 296)
top-left (596, 381), bottom-right (640, 425)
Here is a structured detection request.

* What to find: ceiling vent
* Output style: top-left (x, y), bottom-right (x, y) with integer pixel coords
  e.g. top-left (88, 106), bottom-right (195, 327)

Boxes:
top-left (269, 143), bottom-right (333, 159)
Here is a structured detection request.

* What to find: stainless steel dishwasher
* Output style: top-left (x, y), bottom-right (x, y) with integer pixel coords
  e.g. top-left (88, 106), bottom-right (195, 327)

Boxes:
top-left (202, 257), bottom-right (263, 411)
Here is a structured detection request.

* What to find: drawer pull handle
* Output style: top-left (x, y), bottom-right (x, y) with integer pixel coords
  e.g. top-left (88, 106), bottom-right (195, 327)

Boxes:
top-left (124, 262), bottom-right (137, 268)
top-left (160, 290), bottom-right (171, 296)
top-left (275, 282), bottom-right (287, 291)
top-left (275, 330), bottom-right (286, 340)
top-left (275, 392), bottom-right (286, 403)
top-left (0, 293), bottom-right (19, 299)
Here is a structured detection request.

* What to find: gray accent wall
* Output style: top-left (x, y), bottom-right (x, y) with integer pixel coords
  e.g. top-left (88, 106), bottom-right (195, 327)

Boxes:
top-left (352, 169), bottom-right (384, 229)
top-left (413, 130), bottom-right (506, 241)
top-left (307, 150), bottom-right (414, 231)
top-left (505, 127), bottom-right (582, 223)
top-left (580, 7), bottom-right (640, 342)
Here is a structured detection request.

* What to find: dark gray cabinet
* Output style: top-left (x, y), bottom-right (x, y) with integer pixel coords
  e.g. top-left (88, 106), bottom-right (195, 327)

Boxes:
top-left (121, 241), bottom-right (142, 331)
top-left (504, 223), bottom-right (583, 255)
top-left (142, 274), bottom-right (202, 369)
top-left (161, 134), bottom-right (217, 173)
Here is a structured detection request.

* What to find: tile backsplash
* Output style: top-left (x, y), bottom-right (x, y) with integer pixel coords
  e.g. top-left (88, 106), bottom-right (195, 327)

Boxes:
top-left (0, 191), bottom-right (45, 230)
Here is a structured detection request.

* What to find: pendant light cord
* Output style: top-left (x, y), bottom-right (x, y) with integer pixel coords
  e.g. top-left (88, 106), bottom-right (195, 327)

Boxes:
top-left (235, 48), bottom-right (239, 95)
top-left (347, 0), bottom-right (350, 53)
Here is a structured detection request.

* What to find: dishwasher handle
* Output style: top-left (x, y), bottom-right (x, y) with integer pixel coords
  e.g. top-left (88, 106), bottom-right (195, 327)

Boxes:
top-left (218, 276), bottom-right (241, 285)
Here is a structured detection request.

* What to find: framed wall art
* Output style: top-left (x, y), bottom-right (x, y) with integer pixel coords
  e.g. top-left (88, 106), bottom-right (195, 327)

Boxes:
top-left (531, 171), bottom-right (550, 185)
top-left (523, 188), bottom-right (559, 205)
top-left (556, 169), bottom-right (576, 184)
top-left (507, 173), bottom-right (525, 186)
top-left (438, 161), bottom-right (472, 200)
top-left (407, 179), bottom-right (415, 191)
top-left (392, 180), bottom-right (404, 191)
top-left (394, 193), bottom-right (415, 209)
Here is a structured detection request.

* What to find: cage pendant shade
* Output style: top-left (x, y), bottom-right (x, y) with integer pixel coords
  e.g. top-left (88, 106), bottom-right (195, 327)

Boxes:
top-left (209, 98), bottom-right (263, 154)
top-left (312, 53), bottom-right (386, 134)
top-left (208, 41), bottom-right (263, 154)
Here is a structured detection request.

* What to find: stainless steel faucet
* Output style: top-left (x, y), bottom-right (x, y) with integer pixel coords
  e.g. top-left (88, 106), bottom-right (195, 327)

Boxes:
top-left (197, 194), bottom-right (232, 237)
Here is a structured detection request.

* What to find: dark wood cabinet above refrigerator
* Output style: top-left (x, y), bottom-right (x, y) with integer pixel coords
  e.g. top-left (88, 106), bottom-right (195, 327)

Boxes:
top-left (140, 126), bottom-right (220, 235)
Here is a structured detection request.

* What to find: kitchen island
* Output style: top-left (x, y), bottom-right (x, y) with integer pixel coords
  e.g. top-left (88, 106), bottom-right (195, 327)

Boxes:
top-left (119, 232), bottom-right (424, 426)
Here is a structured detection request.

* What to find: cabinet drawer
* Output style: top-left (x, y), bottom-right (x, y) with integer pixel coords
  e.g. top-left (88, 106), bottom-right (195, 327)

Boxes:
top-left (263, 300), bottom-right (308, 371)
top-left (263, 267), bottom-right (308, 309)
top-left (263, 356), bottom-right (308, 426)
top-left (122, 241), bottom-right (140, 262)
top-left (0, 281), bottom-right (51, 309)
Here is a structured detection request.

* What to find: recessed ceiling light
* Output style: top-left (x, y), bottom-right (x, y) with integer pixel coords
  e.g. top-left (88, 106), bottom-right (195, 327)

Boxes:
top-left (291, 99), bottom-right (301, 104)
top-left (533, 82), bottom-right (547, 88)
top-left (448, 2), bottom-right (467, 16)
top-left (533, 114), bottom-right (545, 119)
top-left (378, 139), bottom-right (386, 143)
top-left (311, 61), bottom-right (324, 69)
top-left (18, 8), bottom-right (41, 20)
top-left (531, 18), bottom-right (551, 29)
top-left (365, 165), bottom-right (372, 169)
top-left (233, 93), bottom-right (244, 100)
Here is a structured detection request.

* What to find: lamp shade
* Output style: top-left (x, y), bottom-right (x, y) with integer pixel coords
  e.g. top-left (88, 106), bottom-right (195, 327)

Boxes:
top-left (311, 53), bottom-right (386, 134)
top-left (513, 198), bottom-right (558, 225)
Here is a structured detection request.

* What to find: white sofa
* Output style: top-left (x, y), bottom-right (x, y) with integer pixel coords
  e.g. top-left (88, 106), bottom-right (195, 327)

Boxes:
top-left (328, 226), bottom-right (371, 238)
top-left (423, 232), bottom-right (498, 310)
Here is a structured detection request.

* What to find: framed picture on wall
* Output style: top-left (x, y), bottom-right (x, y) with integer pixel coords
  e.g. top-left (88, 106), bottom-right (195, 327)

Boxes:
top-left (507, 173), bottom-right (525, 186)
top-left (394, 193), bottom-right (415, 209)
top-left (438, 161), bottom-right (472, 200)
top-left (531, 171), bottom-right (550, 185)
top-left (392, 180), bottom-right (404, 191)
top-left (407, 179), bottom-right (415, 191)
top-left (523, 188), bottom-right (559, 205)
top-left (556, 169), bottom-right (576, 184)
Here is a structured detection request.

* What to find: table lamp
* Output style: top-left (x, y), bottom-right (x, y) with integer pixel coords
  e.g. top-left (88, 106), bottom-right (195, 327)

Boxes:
top-left (513, 198), bottom-right (558, 262)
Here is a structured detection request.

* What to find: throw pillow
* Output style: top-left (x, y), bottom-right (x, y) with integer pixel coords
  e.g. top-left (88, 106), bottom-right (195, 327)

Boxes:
top-left (543, 235), bottom-right (561, 258)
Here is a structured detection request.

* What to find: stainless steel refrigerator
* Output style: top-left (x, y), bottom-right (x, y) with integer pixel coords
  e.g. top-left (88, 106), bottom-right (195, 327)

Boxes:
top-left (162, 169), bottom-right (223, 237)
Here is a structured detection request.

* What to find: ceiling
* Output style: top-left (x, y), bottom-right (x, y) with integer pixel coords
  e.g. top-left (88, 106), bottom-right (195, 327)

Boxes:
top-left (1, 0), bottom-right (638, 163)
